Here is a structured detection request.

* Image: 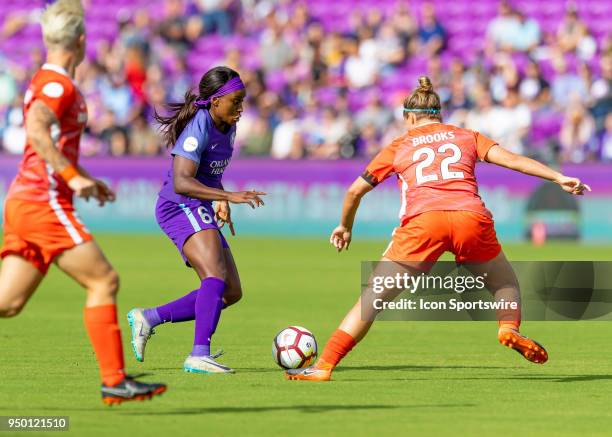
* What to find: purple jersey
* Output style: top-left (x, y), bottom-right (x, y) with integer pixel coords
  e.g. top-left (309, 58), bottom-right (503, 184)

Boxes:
top-left (158, 109), bottom-right (236, 206)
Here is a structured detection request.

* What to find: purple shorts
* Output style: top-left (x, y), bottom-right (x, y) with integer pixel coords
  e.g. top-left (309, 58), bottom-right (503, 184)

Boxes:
top-left (155, 196), bottom-right (229, 267)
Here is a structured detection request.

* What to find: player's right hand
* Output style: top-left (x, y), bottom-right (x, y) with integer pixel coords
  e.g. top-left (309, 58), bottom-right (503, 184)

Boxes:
top-left (556, 176), bottom-right (591, 195)
top-left (227, 190), bottom-right (266, 208)
top-left (68, 175), bottom-right (99, 201)
top-left (93, 179), bottom-right (116, 206)
top-left (330, 225), bottom-right (351, 252)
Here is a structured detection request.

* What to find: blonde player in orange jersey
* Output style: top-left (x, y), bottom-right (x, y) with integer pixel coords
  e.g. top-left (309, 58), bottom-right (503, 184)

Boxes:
top-left (287, 76), bottom-right (591, 382)
top-left (0, 0), bottom-right (166, 404)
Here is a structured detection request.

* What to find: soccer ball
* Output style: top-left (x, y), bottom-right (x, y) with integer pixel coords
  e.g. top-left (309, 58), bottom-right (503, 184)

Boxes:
top-left (272, 326), bottom-right (317, 369)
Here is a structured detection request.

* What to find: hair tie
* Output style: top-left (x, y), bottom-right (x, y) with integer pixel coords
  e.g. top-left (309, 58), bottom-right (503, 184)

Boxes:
top-left (403, 108), bottom-right (441, 114)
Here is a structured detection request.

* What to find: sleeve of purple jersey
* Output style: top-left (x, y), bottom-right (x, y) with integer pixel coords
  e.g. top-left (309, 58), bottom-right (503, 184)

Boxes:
top-left (170, 112), bottom-right (209, 164)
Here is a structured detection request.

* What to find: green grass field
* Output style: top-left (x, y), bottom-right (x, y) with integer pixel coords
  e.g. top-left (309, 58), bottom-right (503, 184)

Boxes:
top-left (1, 235), bottom-right (612, 436)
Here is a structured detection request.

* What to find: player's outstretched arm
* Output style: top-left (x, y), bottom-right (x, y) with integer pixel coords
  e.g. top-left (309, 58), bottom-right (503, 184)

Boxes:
top-left (484, 145), bottom-right (591, 195)
top-left (25, 100), bottom-right (98, 199)
top-left (331, 177), bottom-right (374, 252)
top-left (173, 155), bottom-right (266, 207)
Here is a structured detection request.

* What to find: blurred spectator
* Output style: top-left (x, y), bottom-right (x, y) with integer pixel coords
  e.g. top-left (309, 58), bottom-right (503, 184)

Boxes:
top-left (559, 96), bottom-right (596, 162)
top-left (99, 74), bottom-right (135, 125)
top-left (359, 123), bottom-right (381, 157)
top-left (271, 106), bottom-right (303, 159)
top-left (130, 114), bottom-right (162, 156)
top-left (344, 36), bottom-right (378, 88)
top-left (0, 61), bottom-right (18, 109)
top-left (240, 113), bottom-right (272, 156)
top-left (310, 108), bottom-right (350, 159)
top-left (486, 1), bottom-right (518, 54)
top-left (557, 7), bottom-right (596, 61)
top-left (158, 0), bottom-right (198, 52)
top-left (512, 10), bottom-right (541, 52)
top-left (599, 113), bottom-right (612, 161)
top-left (391, 3), bottom-right (418, 48)
top-left (356, 95), bottom-right (393, 133)
top-left (376, 24), bottom-right (405, 68)
top-left (466, 87), bottom-right (530, 154)
top-left (520, 60), bottom-right (549, 102)
top-left (259, 17), bottom-right (294, 72)
top-left (1, 101), bottom-right (26, 155)
top-left (196, 0), bottom-right (233, 36)
top-left (551, 58), bottom-right (588, 107)
top-left (417, 3), bottom-right (446, 56)
top-left (591, 54), bottom-right (612, 131)
top-left (489, 56), bottom-right (520, 102)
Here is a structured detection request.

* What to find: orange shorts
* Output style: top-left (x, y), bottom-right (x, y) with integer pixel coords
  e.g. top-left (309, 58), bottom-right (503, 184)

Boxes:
top-left (1, 198), bottom-right (92, 274)
top-left (383, 210), bottom-right (501, 264)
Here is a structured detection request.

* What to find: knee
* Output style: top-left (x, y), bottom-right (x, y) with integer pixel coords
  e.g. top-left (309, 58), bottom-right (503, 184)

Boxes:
top-left (195, 262), bottom-right (227, 283)
top-left (224, 286), bottom-right (242, 307)
top-left (0, 299), bottom-right (26, 318)
top-left (89, 269), bottom-right (120, 299)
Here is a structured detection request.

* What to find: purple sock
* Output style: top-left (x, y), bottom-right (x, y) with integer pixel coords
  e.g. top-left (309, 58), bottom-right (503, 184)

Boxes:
top-left (143, 290), bottom-right (199, 328)
top-left (192, 277), bottom-right (226, 357)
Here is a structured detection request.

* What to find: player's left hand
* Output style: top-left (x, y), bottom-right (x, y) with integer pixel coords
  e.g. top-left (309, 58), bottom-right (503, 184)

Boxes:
top-left (93, 179), bottom-right (116, 206)
top-left (556, 176), bottom-right (591, 196)
top-left (215, 200), bottom-right (235, 236)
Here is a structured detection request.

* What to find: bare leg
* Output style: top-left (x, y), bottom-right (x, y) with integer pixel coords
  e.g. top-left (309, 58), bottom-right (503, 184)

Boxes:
top-left (287, 257), bottom-right (424, 380)
top-left (55, 241), bottom-right (125, 385)
top-left (465, 251), bottom-right (548, 364)
top-left (338, 257), bottom-right (423, 342)
top-left (182, 230), bottom-right (232, 368)
top-left (464, 250), bottom-right (521, 326)
top-left (222, 247), bottom-right (242, 307)
top-left (0, 255), bottom-right (44, 317)
top-left (54, 241), bottom-right (119, 307)
top-left (183, 230), bottom-right (227, 281)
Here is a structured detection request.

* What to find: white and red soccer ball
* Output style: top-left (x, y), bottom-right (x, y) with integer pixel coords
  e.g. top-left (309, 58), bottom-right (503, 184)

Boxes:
top-left (272, 326), bottom-right (317, 369)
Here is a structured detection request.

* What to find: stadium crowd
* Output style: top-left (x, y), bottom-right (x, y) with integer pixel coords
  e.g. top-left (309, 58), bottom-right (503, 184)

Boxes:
top-left (0, 0), bottom-right (610, 162)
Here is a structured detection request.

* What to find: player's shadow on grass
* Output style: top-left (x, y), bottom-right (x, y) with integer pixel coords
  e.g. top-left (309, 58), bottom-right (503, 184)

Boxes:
top-left (149, 367), bottom-right (285, 373)
top-left (335, 364), bottom-right (507, 372)
top-left (392, 374), bottom-right (612, 383)
top-left (507, 374), bottom-right (612, 383)
top-left (120, 403), bottom-right (477, 416)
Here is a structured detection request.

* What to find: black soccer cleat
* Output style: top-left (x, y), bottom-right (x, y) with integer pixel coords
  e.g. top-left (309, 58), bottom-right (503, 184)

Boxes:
top-left (101, 377), bottom-right (167, 405)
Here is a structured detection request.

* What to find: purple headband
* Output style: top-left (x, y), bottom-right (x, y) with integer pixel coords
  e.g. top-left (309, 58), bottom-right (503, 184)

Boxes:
top-left (194, 77), bottom-right (245, 108)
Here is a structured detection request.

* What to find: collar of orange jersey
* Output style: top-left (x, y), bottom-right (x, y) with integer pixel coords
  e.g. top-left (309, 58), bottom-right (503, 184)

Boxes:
top-left (42, 63), bottom-right (70, 76)
top-left (41, 63), bottom-right (77, 85)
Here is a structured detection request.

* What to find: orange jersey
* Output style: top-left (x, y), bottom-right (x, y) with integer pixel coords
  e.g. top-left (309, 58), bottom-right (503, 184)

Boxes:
top-left (6, 63), bottom-right (88, 205)
top-left (363, 123), bottom-right (497, 224)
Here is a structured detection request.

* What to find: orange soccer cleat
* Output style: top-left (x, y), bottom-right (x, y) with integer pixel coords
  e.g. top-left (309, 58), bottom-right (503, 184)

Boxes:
top-left (285, 360), bottom-right (334, 381)
top-left (498, 327), bottom-right (548, 364)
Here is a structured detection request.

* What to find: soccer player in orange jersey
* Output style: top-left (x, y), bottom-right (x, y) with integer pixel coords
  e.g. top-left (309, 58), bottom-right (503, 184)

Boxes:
top-left (287, 76), bottom-right (591, 382)
top-left (0, 0), bottom-right (166, 404)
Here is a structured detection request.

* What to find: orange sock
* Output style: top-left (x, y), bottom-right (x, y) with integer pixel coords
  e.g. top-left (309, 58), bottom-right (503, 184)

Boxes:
top-left (84, 304), bottom-right (126, 386)
top-left (497, 304), bottom-right (521, 332)
top-left (499, 321), bottom-right (520, 331)
top-left (318, 329), bottom-right (357, 369)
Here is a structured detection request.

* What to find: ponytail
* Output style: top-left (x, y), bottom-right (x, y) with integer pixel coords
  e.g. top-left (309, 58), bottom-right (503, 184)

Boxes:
top-left (403, 76), bottom-right (442, 121)
top-left (154, 91), bottom-right (199, 148)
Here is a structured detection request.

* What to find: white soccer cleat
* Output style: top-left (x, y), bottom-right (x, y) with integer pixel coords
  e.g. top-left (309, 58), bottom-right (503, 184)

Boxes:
top-left (183, 353), bottom-right (234, 374)
top-left (127, 308), bottom-right (155, 362)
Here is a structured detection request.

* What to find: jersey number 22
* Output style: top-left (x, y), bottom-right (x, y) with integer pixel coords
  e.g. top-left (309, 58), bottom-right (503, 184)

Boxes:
top-left (413, 143), bottom-right (465, 185)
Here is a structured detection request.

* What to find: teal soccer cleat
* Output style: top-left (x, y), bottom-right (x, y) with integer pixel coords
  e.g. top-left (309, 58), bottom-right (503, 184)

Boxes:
top-left (127, 308), bottom-right (155, 362)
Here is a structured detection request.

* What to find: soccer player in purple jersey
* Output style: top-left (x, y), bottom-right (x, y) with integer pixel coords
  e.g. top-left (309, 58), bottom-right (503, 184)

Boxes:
top-left (127, 66), bottom-right (265, 374)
